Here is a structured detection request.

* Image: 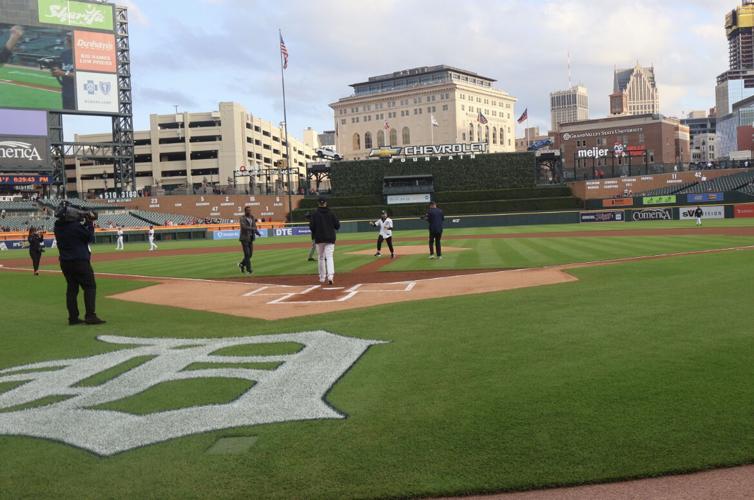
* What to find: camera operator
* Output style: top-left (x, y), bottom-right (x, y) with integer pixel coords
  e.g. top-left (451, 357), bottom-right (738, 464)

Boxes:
top-left (53, 202), bottom-right (105, 326)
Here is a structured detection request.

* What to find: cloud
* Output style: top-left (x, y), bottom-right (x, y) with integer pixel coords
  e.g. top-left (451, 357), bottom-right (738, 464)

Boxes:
top-left (112, 0), bottom-right (735, 139)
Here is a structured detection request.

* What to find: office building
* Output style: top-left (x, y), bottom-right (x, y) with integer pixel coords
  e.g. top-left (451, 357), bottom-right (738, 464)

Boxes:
top-left (330, 65), bottom-right (517, 160)
top-left (611, 64), bottom-right (660, 116)
top-left (550, 85), bottom-right (588, 131)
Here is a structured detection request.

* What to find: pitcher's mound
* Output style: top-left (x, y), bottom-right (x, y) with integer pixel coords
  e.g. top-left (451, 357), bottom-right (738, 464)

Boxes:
top-left (348, 245), bottom-right (470, 256)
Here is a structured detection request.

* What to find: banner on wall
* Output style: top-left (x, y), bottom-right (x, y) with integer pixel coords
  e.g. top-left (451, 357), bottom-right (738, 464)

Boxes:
top-left (679, 205), bottom-right (725, 220)
top-left (734, 204), bottom-right (754, 218)
top-left (580, 211), bottom-right (624, 223)
top-left (686, 193), bottom-right (724, 203)
top-left (643, 195), bottom-right (677, 205)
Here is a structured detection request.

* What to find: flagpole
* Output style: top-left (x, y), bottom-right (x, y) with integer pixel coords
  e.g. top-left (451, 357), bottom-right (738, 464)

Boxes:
top-left (279, 29), bottom-right (293, 221)
top-left (430, 115), bottom-right (434, 146)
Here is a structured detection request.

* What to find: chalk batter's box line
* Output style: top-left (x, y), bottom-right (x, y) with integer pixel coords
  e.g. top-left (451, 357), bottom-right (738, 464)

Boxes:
top-left (266, 281), bottom-right (417, 304)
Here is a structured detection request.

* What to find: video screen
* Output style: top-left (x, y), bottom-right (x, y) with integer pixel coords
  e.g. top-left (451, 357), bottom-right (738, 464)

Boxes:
top-left (0, 22), bottom-right (117, 113)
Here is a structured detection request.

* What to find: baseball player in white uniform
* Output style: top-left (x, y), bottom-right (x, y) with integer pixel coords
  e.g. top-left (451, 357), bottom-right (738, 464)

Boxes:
top-left (115, 227), bottom-right (124, 250)
top-left (148, 226), bottom-right (158, 251)
top-left (371, 210), bottom-right (395, 258)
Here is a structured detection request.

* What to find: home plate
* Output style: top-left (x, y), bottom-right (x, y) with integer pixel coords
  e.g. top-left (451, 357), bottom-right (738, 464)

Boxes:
top-left (347, 245), bottom-right (470, 256)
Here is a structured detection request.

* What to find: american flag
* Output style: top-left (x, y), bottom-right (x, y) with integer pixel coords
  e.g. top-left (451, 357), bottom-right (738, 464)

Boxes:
top-left (384, 121), bottom-right (390, 130)
top-left (517, 108), bottom-right (528, 124)
top-left (477, 111), bottom-right (488, 125)
top-left (279, 32), bottom-right (289, 69)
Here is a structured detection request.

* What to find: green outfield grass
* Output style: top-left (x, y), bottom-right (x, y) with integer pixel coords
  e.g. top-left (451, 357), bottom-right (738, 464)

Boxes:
top-left (33, 233), bottom-right (754, 279)
top-left (2, 248), bottom-right (754, 499)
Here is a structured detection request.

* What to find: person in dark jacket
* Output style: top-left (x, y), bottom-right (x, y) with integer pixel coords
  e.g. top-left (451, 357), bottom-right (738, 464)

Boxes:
top-left (423, 201), bottom-right (445, 259)
top-left (308, 198), bottom-right (340, 285)
top-left (27, 226), bottom-right (44, 276)
top-left (238, 206), bottom-right (261, 274)
top-left (694, 206), bottom-right (703, 227)
top-left (53, 204), bottom-right (105, 325)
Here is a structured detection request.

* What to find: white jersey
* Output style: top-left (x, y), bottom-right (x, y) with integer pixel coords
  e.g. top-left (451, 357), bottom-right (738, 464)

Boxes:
top-left (117, 229), bottom-right (123, 238)
top-left (148, 229), bottom-right (154, 239)
top-left (374, 218), bottom-right (393, 238)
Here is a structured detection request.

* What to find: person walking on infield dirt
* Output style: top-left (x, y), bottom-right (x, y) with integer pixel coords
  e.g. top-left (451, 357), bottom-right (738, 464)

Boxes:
top-left (423, 201), bottom-right (445, 259)
top-left (53, 202), bottom-right (105, 325)
top-left (694, 206), bottom-right (703, 227)
top-left (309, 197), bottom-right (340, 285)
top-left (371, 210), bottom-right (394, 258)
top-left (148, 226), bottom-right (158, 251)
top-left (115, 226), bottom-right (124, 250)
top-left (238, 206), bottom-right (261, 274)
top-left (27, 226), bottom-right (44, 276)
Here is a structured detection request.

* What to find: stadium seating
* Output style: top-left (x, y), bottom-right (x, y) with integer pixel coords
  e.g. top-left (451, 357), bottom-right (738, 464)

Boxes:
top-left (629, 182), bottom-right (698, 197)
top-left (676, 171), bottom-right (754, 194)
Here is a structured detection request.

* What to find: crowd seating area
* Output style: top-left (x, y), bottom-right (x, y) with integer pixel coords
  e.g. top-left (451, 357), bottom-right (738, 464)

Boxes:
top-left (640, 182), bottom-right (699, 197)
top-left (676, 171), bottom-right (754, 194)
top-left (0, 200), bottom-right (38, 211)
top-left (129, 210), bottom-right (204, 226)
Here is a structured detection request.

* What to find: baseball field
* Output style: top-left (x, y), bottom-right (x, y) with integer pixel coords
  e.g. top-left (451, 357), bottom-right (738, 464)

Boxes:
top-left (0, 64), bottom-right (63, 110)
top-left (2, 219), bottom-right (754, 498)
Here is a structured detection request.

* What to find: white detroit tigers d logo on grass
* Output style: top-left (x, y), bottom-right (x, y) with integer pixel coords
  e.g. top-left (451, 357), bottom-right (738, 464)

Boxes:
top-left (0, 332), bottom-right (384, 456)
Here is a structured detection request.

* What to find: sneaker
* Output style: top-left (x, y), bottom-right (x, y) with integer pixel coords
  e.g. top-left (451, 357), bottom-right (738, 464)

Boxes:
top-left (390, 254), bottom-right (395, 259)
top-left (428, 255), bottom-right (435, 259)
top-left (308, 257), bottom-right (316, 262)
top-left (247, 268), bottom-right (253, 275)
top-left (68, 318), bottom-right (84, 326)
top-left (238, 262), bottom-right (245, 274)
top-left (84, 316), bottom-right (106, 325)
top-left (438, 256), bottom-right (443, 260)
top-left (328, 279), bottom-right (334, 285)
top-left (374, 252), bottom-right (381, 257)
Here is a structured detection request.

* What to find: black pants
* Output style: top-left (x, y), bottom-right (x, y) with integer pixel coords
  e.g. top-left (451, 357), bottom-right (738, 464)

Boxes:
top-left (377, 235), bottom-right (394, 254)
top-left (429, 231), bottom-right (442, 257)
top-left (29, 250), bottom-right (42, 272)
top-left (59, 260), bottom-right (97, 321)
top-left (240, 240), bottom-right (253, 272)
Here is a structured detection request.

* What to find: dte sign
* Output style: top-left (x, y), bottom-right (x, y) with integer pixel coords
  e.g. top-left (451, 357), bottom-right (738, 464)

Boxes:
top-left (274, 227), bottom-right (311, 237)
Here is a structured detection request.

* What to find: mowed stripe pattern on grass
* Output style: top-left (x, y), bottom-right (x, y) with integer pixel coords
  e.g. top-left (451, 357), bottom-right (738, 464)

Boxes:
top-left (2, 251), bottom-right (754, 498)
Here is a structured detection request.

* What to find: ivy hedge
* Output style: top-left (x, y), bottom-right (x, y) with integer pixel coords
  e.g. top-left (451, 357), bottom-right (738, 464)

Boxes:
top-left (297, 186), bottom-right (572, 210)
top-left (329, 152), bottom-right (536, 195)
top-left (291, 196), bottom-right (581, 222)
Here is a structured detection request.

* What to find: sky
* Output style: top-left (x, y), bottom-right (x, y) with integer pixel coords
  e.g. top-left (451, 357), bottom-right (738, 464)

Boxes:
top-left (64, 0), bottom-right (736, 141)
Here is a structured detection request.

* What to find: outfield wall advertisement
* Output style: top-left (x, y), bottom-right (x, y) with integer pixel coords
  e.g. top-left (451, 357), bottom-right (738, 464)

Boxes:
top-left (0, 1), bottom-right (118, 113)
top-left (580, 211), bottom-right (624, 223)
top-left (734, 204), bottom-right (754, 218)
top-left (628, 208), bottom-right (673, 221)
top-left (679, 205), bottom-right (725, 220)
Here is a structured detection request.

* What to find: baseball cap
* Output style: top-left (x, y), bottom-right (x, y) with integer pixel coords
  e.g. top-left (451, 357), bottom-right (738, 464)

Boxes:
top-left (317, 197), bottom-right (327, 205)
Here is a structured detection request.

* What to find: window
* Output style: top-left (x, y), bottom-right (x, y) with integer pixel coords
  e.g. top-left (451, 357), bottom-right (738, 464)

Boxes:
top-left (485, 125), bottom-right (489, 143)
top-left (461, 105), bottom-right (465, 111)
top-left (442, 104), bottom-right (448, 111)
top-left (462, 132), bottom-right (466, 141)
top-left (492, 127), bottom-right (497, 145)
top-left (364, 132), bottom-right (373, 149)
top-left (469, 123), bottom-right (474, 142)
top-left (389, 128), bottom-right (397, 145)
top-left (341, 119), bottom-right (346, 125)
top-left (377, 130), bottom-right (385, 147)
top-left (402, 127), bottom-right (410, 145)
top-left (477, 124), bottom-right (482, 142)
top-left (353, 133), bottom-right (361, 150)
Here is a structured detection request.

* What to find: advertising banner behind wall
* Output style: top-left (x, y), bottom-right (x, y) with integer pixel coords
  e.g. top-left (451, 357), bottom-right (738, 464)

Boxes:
top-left (580, 211), bottom-right (624, 223)
top-left (734, 203), bottom-right (754, 218)
top-left (0, 174), bottom-right (51, 185)
top-left (73, 30), bottom-right (116, 72)
top-left (643, 195), bottom-right (677, 205)
top-left (211, 229), bottom-right (270, 240)
top-left (387, 193), bottom-right (432, 205)
top-left (0, 239), bottom-right (54, 251)
top-left (602, 198), bottom-right (633, 208)
top-left (38, 0), bottom-right (115, 31)
top-left (75, 71), bottom-right (118, 113)
top-left (687, 193), bottom-right (724, 203)
top-left (0, 136), bottom-right (50, 171)
top-left (628, 208), bottom-right (673, 221)
top-left (679, 205), bottom-right (725, 220)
